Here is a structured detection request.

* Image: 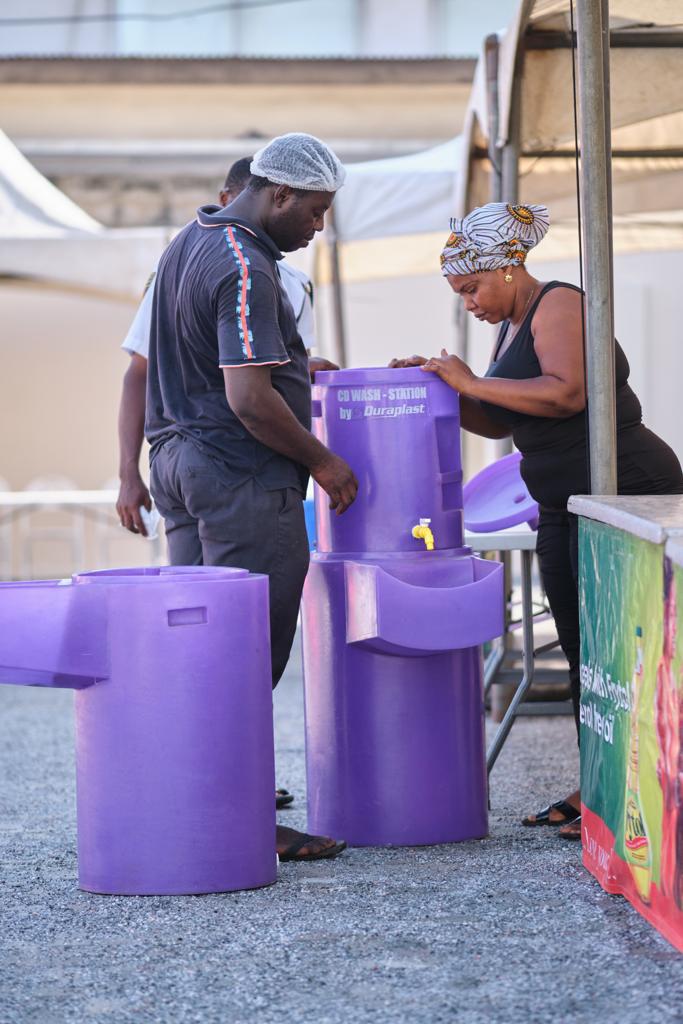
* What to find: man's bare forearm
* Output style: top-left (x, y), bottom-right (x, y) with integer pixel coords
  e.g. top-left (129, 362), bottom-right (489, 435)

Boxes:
top-left (224, 367), bottom-right (329, 470)
top-left (117, 353), bottom-right (151, 532)
top-left (223, 364), bottom-right (358, 514)
top-left (118, 354), bottom-right (148, 480)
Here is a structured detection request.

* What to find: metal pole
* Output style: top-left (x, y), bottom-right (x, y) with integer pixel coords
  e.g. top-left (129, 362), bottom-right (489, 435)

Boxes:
top-left (500, 0), bottom-right (537, 207)
top-left (485, 34), bottom-right (502, 203)
top-left (576, 0), bottom-right (617, 493)
top-left (326, 204), bottom-right (348, 368)
top-left (601, 0), bottom-right (615, 353)
top-left (501, 64), bottom-right (521, 204)
top-left (497, 31), bottom-right (524, 459)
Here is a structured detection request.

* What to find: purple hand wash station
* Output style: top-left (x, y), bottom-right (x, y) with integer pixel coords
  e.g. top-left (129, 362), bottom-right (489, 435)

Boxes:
top-left (0, 566), bottom-right (277, 895)
top-left (301, 367), bottom-right (504, 847)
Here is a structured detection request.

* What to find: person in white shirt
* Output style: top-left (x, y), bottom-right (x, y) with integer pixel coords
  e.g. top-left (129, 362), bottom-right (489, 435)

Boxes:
top-left (116, 157), bottom-right (316, 536)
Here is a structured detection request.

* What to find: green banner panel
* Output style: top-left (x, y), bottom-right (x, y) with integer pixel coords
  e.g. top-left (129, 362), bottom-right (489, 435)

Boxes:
top-left (579, 518), bottom-right (683, 951)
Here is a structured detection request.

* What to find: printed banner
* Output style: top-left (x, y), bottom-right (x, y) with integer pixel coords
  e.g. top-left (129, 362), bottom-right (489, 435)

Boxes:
top-left (579, 518), bottom-right (683, 951)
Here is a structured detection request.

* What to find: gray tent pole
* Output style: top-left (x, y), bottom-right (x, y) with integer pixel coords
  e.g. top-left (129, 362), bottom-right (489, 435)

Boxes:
top-left (576, 0), bottom-right (617, 493)
top-left (485, 34), bottom-right (502, 203)
top-left (326, 204), bottom-right (348, 368)
top-left (501, 65), bottom-right (521, 203)
top-left (601, 0), bottom-right (615, 346)
top-left (497, 40), bottom-right (522, 458)
top-left (502, 0), bottom-right (536, 203)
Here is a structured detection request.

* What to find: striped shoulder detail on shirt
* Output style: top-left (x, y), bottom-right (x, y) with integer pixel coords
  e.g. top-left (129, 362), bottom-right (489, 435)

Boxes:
top-left (223, 225), bottom-right (254, 360)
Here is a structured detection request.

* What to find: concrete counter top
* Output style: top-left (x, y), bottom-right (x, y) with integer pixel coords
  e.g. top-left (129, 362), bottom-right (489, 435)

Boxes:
top-left (567, 494), bottom-right (683, 545)
top-left (665, 534), bottom-right (683, 568)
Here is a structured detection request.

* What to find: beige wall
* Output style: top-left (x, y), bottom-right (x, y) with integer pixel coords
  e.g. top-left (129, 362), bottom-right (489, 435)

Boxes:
top-left (0, 281), bottom-right (150, 577)
top-left (1, 83), bottom-right (469, 146)
top-left (0, 281), bottom-right (138, 489)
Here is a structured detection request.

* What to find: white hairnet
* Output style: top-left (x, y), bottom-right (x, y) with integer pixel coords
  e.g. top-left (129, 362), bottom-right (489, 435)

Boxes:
top-left (250, 133), bottom-right (346, 192)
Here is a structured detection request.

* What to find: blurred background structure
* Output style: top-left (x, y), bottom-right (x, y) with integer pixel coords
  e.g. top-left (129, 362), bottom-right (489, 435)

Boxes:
top-left (0, 0), bottom-right (681, 577)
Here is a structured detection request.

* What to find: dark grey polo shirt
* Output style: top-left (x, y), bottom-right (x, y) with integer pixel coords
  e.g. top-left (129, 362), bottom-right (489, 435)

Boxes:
top-left (145, 206), bottom-right (311, 493)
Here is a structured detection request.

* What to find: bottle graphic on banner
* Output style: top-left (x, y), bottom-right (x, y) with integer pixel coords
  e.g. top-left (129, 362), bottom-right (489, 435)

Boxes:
top-left (623, 625), bottom-right (653, 905)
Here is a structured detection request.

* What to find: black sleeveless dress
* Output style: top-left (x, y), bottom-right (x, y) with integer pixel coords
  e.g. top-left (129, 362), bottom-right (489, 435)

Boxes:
top-left (480, 281), bottom-right (683, 510)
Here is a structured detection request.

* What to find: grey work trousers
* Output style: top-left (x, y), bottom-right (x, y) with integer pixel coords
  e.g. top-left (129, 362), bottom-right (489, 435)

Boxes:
top-left (150, 436), bottom-right (310, 687)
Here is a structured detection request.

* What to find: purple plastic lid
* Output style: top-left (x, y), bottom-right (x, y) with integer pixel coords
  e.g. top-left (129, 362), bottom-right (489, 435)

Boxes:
top-left (313, 366), bottom-right (429, 387)
top-left (74, 566), bottom-right (250, 585)
top-left (463, 451), bottom-right (539, 532)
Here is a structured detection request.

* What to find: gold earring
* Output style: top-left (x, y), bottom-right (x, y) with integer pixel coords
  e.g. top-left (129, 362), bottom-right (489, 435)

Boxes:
top-left (504, 272), bottom-right (513, 283)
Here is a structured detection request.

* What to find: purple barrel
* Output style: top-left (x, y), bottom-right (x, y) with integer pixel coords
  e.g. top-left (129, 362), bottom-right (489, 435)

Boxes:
top-left (301, 367), bottom-right (504, 847)
top-left (0, 566), bottom-right (276, 895)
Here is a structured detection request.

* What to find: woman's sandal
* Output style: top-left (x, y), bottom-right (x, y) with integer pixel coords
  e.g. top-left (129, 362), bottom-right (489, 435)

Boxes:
top-left (521, 799), bottom-right (581, 827)
top-left (558, 817), bottom-right (582, 840)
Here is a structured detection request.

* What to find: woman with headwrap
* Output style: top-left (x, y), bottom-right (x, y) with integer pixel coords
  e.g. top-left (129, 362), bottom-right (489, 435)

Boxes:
top-left (391, 201), bottom-right (683, 839)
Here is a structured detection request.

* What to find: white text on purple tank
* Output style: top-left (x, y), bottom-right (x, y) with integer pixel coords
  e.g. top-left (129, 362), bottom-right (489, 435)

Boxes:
top-left (336, 385), bottom-right (428, 420)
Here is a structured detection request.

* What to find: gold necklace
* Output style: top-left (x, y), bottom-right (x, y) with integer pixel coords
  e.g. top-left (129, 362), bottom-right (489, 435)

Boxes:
top-left (504, 284), bottom-right (537, 347)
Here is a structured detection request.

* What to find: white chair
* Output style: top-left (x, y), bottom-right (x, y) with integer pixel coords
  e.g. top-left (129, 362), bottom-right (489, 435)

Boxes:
top-left (93, 476), bottom-right (124, 567)
top-left (18, 475), bottom-right (85, 579)
top-left (0, 475), bottom-right (13, 579)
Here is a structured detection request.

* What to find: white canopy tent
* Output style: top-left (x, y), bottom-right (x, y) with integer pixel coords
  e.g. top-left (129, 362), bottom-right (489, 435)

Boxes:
top-left (0, 127), bottom-right (167, 301)
top-left (321, 140), bottom-right (683, 291)
top-left (321, 0), bottom-right (683, 294)
top-left (456, 0), bottom-right (683, 222)
top-left (459, 1), bottom-right (683, 220)
top-left (334, 137), bottom-right (462, 245)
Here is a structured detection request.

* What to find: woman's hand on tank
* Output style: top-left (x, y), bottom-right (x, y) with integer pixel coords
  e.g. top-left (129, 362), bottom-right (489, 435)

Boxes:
top-left (311, 451), bottom-right (359, 515)
top-left (388, 355), bottom-right (427, 368)
top-left (309, 357), bottom-right (339, 381)
top-left (422, 349), bottom-right (476, 394)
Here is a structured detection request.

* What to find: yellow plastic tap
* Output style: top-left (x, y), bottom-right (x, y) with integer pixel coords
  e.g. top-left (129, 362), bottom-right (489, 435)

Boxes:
top-left (412, 518), bottom-right (435, 551)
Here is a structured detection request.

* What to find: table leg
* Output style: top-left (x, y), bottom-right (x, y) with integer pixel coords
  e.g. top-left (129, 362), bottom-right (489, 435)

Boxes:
top-left (484, 550), bottom-right (509, 695)
top-left (486, 548), bottom-right (535, 774)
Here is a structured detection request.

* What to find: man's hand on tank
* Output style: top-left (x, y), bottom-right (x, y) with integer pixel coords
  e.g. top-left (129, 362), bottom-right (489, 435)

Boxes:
top-left (310, 452), bottom-right (358, 515)
top-left (117, 474), bottom-right (152, 535)
top-left (388, 355), bottom-right (428, 368)
top-left (421, 349), bottom-right (476, 394)
top-left (308, 357), bottom-right (339, 380)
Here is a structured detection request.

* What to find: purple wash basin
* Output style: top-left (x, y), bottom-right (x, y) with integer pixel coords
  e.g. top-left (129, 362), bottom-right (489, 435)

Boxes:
top-left (463, 450), bottom-right (539, 532)
top-left (345, 555), bottom-right (503, 655)
top-left (301, 367), bottom-right (504, 847)
top-left (0, 566), bottom-right (277, 895)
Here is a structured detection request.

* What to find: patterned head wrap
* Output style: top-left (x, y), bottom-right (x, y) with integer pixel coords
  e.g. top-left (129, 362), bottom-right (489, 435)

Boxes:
top-left (440, 202), bottom-right (550, 276)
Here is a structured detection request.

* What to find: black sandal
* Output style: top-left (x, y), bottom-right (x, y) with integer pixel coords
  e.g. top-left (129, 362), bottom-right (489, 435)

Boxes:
top-left (276, 788), bottom-right (294, 810)
top-left (278, 832), bottom-right (347, 863)
top-left (522, 799), bottom-right (580, 827)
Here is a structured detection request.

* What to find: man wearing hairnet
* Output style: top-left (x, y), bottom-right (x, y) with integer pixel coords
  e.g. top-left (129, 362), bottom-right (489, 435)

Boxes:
top-left (146, 133), bottom-right (358, 863)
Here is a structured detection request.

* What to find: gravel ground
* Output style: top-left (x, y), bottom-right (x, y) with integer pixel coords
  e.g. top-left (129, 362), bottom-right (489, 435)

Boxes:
top-left (1, 639), bottom-right (682, 1024)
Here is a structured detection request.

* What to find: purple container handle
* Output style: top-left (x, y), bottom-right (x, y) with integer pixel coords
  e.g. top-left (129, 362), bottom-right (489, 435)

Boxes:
top-left (0, 580), bottom-right (108, 689)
